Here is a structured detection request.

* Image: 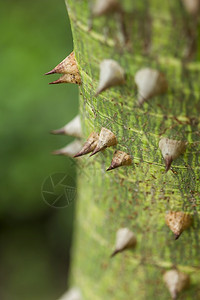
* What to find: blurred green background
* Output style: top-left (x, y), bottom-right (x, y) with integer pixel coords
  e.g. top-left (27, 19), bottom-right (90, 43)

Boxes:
top-left (0, 0), bottom-right (78, 299)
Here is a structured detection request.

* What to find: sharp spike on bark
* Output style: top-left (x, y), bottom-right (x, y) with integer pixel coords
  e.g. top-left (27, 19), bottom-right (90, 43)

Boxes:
top-left (159, 138), bottom-right (187, 171)
top-left (165, 211), bottom-right (192, 239)
top-left (49, 73), bottom-right (81, 85)
top-left (74, 132), bottom-right (99, 157)
top-left (110, 249), bottom-right (121, 258)
top-left (92, 0), bottom-right (121, 17)
top-left (134, 68), bottom-right (168, 105)
top-left (52, 149), bottom-right (62, 155)
top-left (106, 150), bottom-right (132, 171)
top-left (51, 128), bottom-right (65, 135)
top-left (174, 233), bottom-right (181, 240)
top-left (111, 228), bottom-right (137, 258)
top-left (58, 287), bottom-right (82, 300)
top-left (45, 70), bottom-right (56, 76)
top-left (165, 156), bottom-right (173, 172)
top-left (106, 165), bottom-right (114, 171)
top-left (163, 269), bottom-right (190, 300)
top-left (182, 0), bottom-right (200, 15)
top-left (90, 127), bottom-right (117, 156)
top-left (96, 59), bottom-right (125, 95)
top-left (51, 116), bottom-right (82, 138)
top-left (45, 52), bottom-right (80, 76)
top-left (89, 145), bottom-right (104, 157)
top-left (52, 140), bottom-right (82, 158)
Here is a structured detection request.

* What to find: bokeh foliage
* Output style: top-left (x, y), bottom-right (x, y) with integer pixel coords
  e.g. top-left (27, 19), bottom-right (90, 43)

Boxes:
top-left (0, 0), bottom-right (78, 299)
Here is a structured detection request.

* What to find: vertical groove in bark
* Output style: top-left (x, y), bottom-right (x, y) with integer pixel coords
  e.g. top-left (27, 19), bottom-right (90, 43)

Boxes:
top-left (66, 0), bottom-right (200, 298)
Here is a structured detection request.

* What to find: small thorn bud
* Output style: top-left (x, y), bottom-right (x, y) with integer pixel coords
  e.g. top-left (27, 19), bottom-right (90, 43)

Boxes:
top-left (165, 211), bottom-right (192, 239)
top-left (134, 68), bottom-right (168, 105)
top-left (159, 138), bottom-right (187, 172)
top-left (74, 132), bottom-right (99, 157)
top-left (45, 52), bottom-right (80, 76)
top-left (52, 140), bottom-right (82, 157)
top-left (58, 287), bottom-right (82, 300)
top-left (90, 127), bottom-right (117, 157)
top-left (106, 150), bottom-right (132, 171)
top-left (51, 115), bottom-right (82, 138)
top-left (163, 269), bottom-right (190, 299)
top-left (96, 59), bottom-right (125, 95)
top-left (49, 73), bottom-right (81, 85)
top-left (182, 0), bottom-right (200, 15)
top-left (111, 228), bottom-right (137, 257)
top-left (92, 0), bottom-right (121, 17)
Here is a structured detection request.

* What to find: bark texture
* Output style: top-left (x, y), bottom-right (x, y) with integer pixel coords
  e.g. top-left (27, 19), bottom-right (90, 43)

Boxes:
top-left (66, 0), bottom-right (200, 298)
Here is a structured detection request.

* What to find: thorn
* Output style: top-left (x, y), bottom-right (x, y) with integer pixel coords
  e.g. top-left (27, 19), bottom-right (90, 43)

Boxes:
top-left (110, 249), bottom-right (120, 258)
top-left (96, 59), bottom-right (125, 95)
top-left (110, 228), bottom-right (137, 258)
top-left (90, 146), bottom-right (104, 157)
top-left (45, 70), bottom-right (56, 76)
top-left (49, 77), bottom-right (65, 85)
top-left (165, 156), bottom-right (173, 172)
top-left (49, 73), bottom-right (81, 85)
top-left (52, 149), bottom-right (63, 155)
top-left (163, 269), bottom-right (190, 299)
top-left (106, 150), bottom-right (132, 171)
top-left (45, 52), bottom-right (80, 76)
top-left (174, 233), bottom-right (181, 240)
top-left (90, 127), bottom-right (117, 157)
top-left (135, 68), bottom-right (168, 105)
top-left (51, 116), bottom-right (82, 138)
top-left (159, 138), bottom-right (187, 171)
top-left (182, 0), bottom-right (200, 15)
top-left (58, 287), bottom-right (82, 300)
top-left (92, 0), bottom-right (121, 17)
top-left (50, 128), bottom-right (65, 135)
top-left (52, 140), bottom-right (82, 158)
top-left (165, 211), bottom-right (192, 239)
top-left (74, 132), bottom-right (99, 157)
top-left (74, 153), bottom-right (84, 158)
top-left (106, 165), bottom-right (114, 171)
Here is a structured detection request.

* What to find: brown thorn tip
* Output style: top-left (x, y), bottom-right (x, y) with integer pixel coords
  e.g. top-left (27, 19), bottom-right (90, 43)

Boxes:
top-left (110, 249), bottom-right (120, 258)
top-left (95, 89), bottom-right (102, 97)
top-left (49, 80), bottom-right (59, 85)
top-left (45, 70), bottom-right (56, 75)
top-left (174, 234), bottom-right (181, 240)
top-left (165, 156), bottom-right (173, 172)
top-left (50, 129), bottom-right (65, 135)
top-left (73, 152), bottom-right (83, 158)
top-left (89, 152), bottom-right (96, 157)
top-left (106, 165), bottom-right (114, 171)
top-left (90, 148), bottom-right (100, 157)
top-left (51, 150), bottom-right (62, 155)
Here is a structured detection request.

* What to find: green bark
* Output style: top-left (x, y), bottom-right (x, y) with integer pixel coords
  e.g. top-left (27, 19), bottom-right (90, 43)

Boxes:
top-left (66, 0), bottom-right (200, 299)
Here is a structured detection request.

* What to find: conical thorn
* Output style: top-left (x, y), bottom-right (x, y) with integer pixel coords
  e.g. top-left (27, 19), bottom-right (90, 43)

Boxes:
top-left (174, 233), bottom-right (181, 240)
top-left (106, 165), bottom-right (114, 171)
top-left (165, 156), bottom-right (173, 172)
top-left (51, 150), bottom-right (63, 155)
top-left (74, 150), bottom-right (89, 158)
top-left (90, 147), bottom-right (102, 157)
top-left (110, 249), bottom-right (120, 258)
top-left (49, 79), bottom-right (61, 85)
top-left (45, 70), bottom-right (56, 75)
top-left (50, 128), bottom-right (65, 135)
top-left (90, 145), bottom-right (107, 157)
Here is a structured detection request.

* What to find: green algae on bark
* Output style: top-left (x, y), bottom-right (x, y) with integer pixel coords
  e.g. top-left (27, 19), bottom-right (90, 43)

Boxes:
top-left (65, 0), bottom-right (200, 298)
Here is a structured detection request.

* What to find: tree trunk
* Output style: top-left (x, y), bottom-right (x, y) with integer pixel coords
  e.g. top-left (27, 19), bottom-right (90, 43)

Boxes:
top-left (65, 0), bottom-right (200, 299)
